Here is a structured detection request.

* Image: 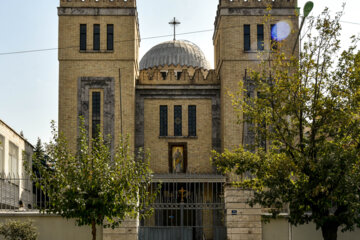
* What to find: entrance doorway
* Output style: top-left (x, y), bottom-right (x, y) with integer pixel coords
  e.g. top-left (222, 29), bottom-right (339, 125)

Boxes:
top-left (139, 179), bottom-right (226, 240)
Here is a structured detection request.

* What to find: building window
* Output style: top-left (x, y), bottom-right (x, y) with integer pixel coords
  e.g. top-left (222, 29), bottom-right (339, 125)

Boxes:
top-left (257, 24), bottom-right (264, 51)
top-left (0, 135), bottom-right (4, 173)
top-left (174, 105), bottom-right (182, 136)
top-left (80, 24), bottom-right (87, 51)
top-left (160, 105), bottom-right (168, 136)
top-left (188, 105), bottom-right (196, 136)
top-left (93, 24), bottom-right (100, 51)
top-left (23, 152), bottom-right (31, 190)
top-left (9, 142), bottom-right (18, 178)
top-left (257, 92), bottom-right (267, 150)
top-left (160, 71), bottom-right (167, 80)
top-left (271, 24), bottom-right (278, 50)
top-left (107, 24), bottom-right (114, 51)
top-left (91, 91), bottom-right (101, 139)
top-left (175, 71), bottom-right (182, 80)
top-left (244, 25), bottom-right (251, 51)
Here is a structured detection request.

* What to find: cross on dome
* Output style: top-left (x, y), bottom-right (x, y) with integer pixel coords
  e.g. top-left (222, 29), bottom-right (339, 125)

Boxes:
top-left (169, 17), bottom-right (181, 41)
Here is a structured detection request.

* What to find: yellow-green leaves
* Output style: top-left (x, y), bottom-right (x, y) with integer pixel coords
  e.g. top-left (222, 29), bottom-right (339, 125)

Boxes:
top-left (214, 7), bottom-right (360, 240)
top-left (26, 118), bottom-right (155, 240)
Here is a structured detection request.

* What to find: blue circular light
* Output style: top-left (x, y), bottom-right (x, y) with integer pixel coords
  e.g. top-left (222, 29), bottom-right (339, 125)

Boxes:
top-left (271, 21), bottom-right (291, 41)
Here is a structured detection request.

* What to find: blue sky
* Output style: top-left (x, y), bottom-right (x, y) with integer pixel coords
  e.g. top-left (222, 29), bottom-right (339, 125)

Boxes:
top-left (0, 0), bottom-right (359, 145)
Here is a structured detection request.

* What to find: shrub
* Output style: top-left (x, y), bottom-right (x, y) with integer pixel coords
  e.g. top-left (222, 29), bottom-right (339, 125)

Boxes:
top-left (0, 220), bottom-right (37, 240)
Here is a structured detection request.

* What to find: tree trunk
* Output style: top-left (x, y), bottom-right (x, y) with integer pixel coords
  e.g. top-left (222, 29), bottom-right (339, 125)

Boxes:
top-left (92, 220), bottom-right (96, 240)
top-left (321, 221), bottom-right (339, 240)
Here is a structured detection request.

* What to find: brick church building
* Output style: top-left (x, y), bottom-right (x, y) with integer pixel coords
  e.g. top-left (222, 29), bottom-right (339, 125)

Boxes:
top-left (58, 0), bottom-right (298, 239)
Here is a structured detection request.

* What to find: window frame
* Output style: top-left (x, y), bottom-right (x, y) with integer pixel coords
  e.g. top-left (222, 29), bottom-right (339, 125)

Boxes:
top-left (93, 24), bottom-right (100, 51)
top-left (257, 24), bottom-right (264, 51)
top-left (107, 24), bottom-right (114, 51)
top-left (159, 105), bottom-right (168, 137)
top-left (271, 24), bottom-right (278, 50)
top-left (174, 105), bottom-right (182, 136)
top-left (80, 24), bottom-right (87, 51)
top-left (244, 24), bottom-right (251, 51)
top-left (90, 90), bottom-right (103, 140)
top-left (8, 141), bottom-right (18, 178)
top-left (0, 134), bottom-right (4, 173)
top-left (160, 71), bottom-right (168, 80)
top-left (188, 105), bottom-right (196, 137)
top-left (175, 71), bottom-right (182, 80)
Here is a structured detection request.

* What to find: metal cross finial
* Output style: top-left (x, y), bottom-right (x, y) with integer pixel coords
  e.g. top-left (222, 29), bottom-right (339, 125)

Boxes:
top-left (178, 187), bottom-right (187, 202)
top-left (169, 17), bottom-right (181, 41)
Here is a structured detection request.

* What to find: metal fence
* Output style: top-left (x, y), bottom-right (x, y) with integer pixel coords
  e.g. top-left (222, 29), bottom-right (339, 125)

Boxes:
top-left (140, 177), bottom-right (227, 240)
top-left (0, 175), bottom-right (48, 211)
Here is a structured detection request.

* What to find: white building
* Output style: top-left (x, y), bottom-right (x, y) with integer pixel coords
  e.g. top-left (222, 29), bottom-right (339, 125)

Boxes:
top-left (0, 119), bottom-right (33, 210)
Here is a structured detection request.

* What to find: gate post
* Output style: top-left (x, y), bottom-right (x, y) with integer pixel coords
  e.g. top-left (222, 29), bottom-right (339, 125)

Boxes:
top-left (180, 201), bottom-right (184, 239)
top-left (225, 186), bottom-right (262, 240)
top-left (103, 217), bottom-right (139, 240)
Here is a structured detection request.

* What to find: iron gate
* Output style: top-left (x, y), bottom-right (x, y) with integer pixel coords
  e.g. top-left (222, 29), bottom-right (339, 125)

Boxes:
top-left (139, 175), bottom-right (226, 240)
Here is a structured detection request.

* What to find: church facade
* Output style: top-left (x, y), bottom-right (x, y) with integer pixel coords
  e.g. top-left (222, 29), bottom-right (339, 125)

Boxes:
top-left (58, 0), bottom-right (298, 239)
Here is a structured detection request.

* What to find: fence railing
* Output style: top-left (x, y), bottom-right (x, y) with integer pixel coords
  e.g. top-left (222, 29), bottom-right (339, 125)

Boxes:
top-left (0, 176), bottom-right (48, 211)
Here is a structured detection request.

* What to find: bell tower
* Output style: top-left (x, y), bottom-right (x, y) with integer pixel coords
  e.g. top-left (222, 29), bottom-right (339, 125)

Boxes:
top-left (58, 0), bottom-right (140, 148)
top-left (214, 1), bottom-right (298, 239)
top-left (214, 0), bottom-right (298, 151)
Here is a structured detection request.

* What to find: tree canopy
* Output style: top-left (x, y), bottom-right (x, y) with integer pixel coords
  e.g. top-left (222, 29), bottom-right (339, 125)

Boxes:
top-left (27, 119), bottom-right (155, 240)
top-left (212, 8), bottom-right (360, 240)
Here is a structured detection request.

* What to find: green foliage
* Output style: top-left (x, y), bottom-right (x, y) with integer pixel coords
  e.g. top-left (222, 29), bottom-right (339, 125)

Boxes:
top-left (34, 138), bottom-right (45, 157)
top-left (213, 8), bottom-right (360, 240)
top-left (26, 118), bottom-right (156, 240)
top-left (0, 220), bottom-right (37, 240)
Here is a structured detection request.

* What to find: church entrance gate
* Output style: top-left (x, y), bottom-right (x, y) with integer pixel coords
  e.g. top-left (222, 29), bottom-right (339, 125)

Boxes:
top-left (139, 177), bottom-right (226, 240)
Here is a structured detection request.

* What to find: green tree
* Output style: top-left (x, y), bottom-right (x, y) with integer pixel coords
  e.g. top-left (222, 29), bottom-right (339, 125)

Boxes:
top-left (212, 8), bottom-right (360, 240)
top-left (26, 119), bottom-right (155, 240)
top-left (34, 138), bottom-right (45, 158)
top-left (0, 220), bottom-right (37, 240)
top-left (32, 138), bottom-right (48, 172)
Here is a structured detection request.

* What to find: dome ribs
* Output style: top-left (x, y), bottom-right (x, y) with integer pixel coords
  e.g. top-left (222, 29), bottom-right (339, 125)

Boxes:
top-left (139, 40), bottom-right (211, 70)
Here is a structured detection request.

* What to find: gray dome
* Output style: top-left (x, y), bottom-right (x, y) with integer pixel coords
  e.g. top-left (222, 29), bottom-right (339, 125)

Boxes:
top-left (140, 40), bottom-right (211, 70)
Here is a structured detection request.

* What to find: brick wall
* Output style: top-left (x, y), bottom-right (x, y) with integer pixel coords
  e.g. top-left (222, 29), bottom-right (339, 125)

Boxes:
top-left (144, 99), bottom-right (213, 174)
top-left (58, 7), bottom-right (138, 149)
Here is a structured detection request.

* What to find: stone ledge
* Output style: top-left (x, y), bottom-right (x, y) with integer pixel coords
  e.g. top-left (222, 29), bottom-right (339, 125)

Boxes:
top-left (58, 7), bottom-right (136, 16)
top-left (219, 8), bottom-right (296, 16)
top-left (136, 84), bottom-right (220, 90)
top-left (0, 211), bottom-right (56, 217)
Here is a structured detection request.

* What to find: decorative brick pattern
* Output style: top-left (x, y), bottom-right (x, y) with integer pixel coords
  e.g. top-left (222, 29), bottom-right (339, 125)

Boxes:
top-left (60, 0), bottom-right (136, 8)
top-left (138, 67), bottom-right (219, 85)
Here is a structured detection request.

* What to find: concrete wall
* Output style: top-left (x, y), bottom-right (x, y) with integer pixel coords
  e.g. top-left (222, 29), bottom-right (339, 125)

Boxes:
top-left (2, 212), bottom-right (360, 240)
top-left (0, 212), bottom-right (102, 240)
top-left (0, 213), bottom-right (139, 240)
top-left (263, 218), bottom-right (360, 240)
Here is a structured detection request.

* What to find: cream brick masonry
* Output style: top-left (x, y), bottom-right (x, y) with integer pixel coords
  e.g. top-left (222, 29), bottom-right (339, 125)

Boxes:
top-left (58, 1), bottom-right (139, 239)
top-left (144, 99), bottom-right (213, 173)
top-left (214, 1), bottom-right (298, 239)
